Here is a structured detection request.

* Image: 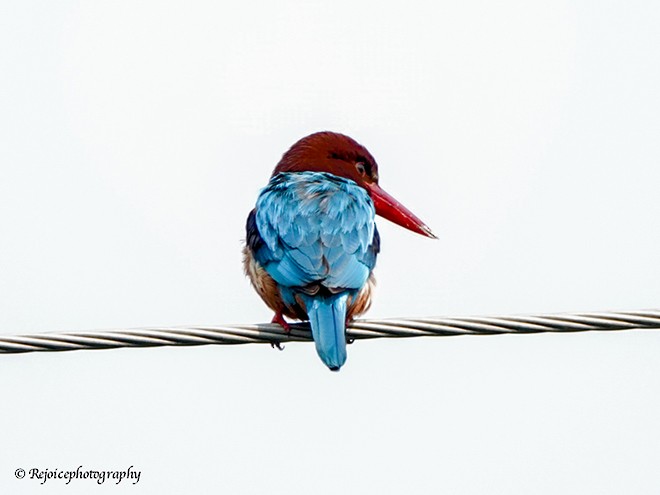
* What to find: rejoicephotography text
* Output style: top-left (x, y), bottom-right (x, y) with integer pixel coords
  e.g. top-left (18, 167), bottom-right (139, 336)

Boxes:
top-left (15, 465), bottom-right (141, 485)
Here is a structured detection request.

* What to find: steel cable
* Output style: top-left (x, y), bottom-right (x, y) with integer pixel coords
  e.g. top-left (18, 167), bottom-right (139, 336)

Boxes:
top-left (1, 309), bottom-right (659, 354)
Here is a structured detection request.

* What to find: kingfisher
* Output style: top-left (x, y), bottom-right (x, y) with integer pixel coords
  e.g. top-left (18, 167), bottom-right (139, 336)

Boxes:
top-left (244, 132), bottom-right (435, 371)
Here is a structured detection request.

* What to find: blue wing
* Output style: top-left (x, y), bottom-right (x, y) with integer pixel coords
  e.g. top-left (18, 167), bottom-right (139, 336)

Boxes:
top-left (251, 172), bottom-right (378, 297)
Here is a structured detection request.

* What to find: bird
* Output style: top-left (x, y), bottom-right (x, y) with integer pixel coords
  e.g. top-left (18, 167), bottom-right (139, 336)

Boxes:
top-left (243, 132), bottom-right (435, 371)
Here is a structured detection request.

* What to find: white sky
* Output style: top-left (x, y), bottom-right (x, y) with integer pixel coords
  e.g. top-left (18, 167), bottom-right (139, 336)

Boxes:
top-left (1, 1), bottom-right (660, 493)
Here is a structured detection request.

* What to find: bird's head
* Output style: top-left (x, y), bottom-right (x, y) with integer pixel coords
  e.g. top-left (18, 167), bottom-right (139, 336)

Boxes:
top-left (273, 131), bottom-right (436, 238)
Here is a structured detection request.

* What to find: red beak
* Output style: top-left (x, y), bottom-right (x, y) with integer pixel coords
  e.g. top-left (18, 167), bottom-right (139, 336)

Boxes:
top-left (366, 183), bottom-right (436, 239)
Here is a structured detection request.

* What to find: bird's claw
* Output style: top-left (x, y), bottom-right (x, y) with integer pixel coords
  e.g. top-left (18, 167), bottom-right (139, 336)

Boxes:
top-left (271, 313), bottom-right (289, 350)
top-left (345, 317), bottom-right (355, 344)
top-left (271, 312), bottom-right (291, 333)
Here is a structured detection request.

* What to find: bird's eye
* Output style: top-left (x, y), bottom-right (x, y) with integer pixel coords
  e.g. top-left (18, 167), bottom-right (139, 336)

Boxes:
top-left (355, 162), bottom-right (366, 175)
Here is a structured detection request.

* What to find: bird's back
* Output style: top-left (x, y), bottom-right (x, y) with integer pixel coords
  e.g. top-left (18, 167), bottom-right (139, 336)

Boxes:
top-left (253, 172), bottom-right (377, 293)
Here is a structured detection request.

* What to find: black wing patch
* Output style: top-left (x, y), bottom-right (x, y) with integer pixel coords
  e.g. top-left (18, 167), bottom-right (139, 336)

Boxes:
top-left (245, 209), bottom-right (265, 253)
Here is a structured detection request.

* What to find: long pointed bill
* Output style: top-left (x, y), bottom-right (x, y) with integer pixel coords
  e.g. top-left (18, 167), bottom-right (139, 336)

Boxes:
top-left (366, 183), bottom-right (437, 239)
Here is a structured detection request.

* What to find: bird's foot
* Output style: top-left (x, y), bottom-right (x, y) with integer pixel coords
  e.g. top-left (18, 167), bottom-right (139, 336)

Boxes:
top-left (271, 312), bottom-right (291, 333)
top-left (345, 316), bottom-right (355, 344)
top-left (270, 313), bottom-right (290, 350)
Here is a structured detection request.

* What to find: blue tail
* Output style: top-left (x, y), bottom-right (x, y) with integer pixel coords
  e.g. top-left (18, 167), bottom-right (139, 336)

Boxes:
top-left (301, 293), bottom-right (349, 371)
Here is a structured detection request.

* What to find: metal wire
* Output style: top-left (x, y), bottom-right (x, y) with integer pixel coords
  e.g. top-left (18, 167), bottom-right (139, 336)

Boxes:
top-left (1, 309), bottom-right (659, 354)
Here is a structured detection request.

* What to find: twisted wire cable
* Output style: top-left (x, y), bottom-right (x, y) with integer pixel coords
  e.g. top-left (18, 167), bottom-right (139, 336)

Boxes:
top-left (1, 309), bottom-right (659, 354)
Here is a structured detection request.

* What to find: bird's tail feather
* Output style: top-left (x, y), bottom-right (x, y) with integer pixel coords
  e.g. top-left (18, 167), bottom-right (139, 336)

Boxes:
top-left (302, 293), bottom-right (349, 371)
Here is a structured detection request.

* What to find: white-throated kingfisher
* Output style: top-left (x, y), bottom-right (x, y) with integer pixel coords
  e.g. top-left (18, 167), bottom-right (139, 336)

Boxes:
top-left (244, 132), bottom-right (435, 371)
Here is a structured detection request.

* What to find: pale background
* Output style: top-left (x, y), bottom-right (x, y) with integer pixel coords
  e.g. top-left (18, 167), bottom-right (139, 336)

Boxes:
top-left (1, 1), bottom-right (660, 493)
